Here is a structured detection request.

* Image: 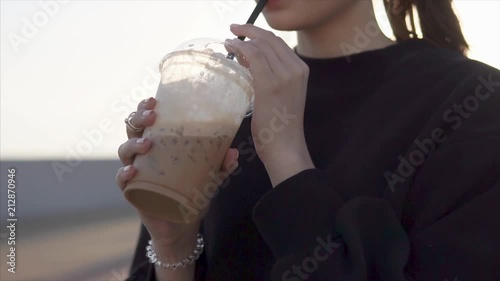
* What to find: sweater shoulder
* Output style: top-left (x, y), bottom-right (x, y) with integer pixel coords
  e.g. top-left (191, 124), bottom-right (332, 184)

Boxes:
top-left (385, 42), bottom-right (500, 143)
top-left (385, 41), bottom-right (499, 81)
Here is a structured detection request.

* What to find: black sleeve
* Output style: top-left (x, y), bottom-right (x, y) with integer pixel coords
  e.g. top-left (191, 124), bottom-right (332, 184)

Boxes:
top-left (126, 224), bottom-right (156, 281)
top-left (252, 64), bottom-right (500, 280)
top-left (253, 169), bottom-right (411, 281)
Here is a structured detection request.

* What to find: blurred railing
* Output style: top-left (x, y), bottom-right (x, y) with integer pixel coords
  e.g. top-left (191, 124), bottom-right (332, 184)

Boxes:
top-left (0, 160), bottom-right (140, 281)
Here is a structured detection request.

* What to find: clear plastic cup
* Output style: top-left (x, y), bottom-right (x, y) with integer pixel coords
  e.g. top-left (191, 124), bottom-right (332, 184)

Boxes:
top-left (124, 39), bottom-right (254, 224)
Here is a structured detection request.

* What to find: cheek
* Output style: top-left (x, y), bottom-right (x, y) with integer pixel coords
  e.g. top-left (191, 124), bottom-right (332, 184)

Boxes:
top-left (263, 0), bottom-right (353, 31)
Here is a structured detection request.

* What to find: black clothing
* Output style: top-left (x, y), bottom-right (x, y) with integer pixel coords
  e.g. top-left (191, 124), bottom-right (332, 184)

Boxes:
top-left (127, 39), bottom-right (500, 280)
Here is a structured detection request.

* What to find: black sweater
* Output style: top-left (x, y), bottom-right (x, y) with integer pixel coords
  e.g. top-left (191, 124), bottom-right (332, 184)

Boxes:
top-left (126, 39), bottom-right (500, 281)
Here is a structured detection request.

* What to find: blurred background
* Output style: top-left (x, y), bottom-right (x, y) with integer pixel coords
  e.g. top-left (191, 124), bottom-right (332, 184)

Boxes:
top-left (0, 1), bottom-right (499, 280)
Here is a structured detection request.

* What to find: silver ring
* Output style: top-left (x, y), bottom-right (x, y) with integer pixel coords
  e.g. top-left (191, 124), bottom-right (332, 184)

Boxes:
top-left (124, 112), bottom-right (143, 133)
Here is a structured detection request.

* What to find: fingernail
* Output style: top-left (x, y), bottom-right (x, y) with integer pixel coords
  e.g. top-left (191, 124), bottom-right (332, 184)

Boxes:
top-left (235, 149), bottom-right (239, 159)
top-left (225, 40), bottom-right (237, 51)
top-left (230, 24), bottom-right (240, 28)
top-left (143, 110), bottom-right (153, 116)
top-left (123, 165), bottom-right (131, 172)
top-left (136, 138), bottom-right (146, 144)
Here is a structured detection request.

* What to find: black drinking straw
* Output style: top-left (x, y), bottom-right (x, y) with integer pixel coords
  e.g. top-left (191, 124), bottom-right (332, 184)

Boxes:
top-left (226, 0), bottom-right (268, 60)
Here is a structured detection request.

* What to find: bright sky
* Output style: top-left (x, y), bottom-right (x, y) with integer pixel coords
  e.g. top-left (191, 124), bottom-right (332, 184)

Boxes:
top-left (1, 1), bottom-right (499, 160)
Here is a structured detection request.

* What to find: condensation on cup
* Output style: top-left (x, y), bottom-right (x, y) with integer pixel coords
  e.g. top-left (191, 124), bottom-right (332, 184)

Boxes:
top-left (125, 39), bottom-right (254, 224)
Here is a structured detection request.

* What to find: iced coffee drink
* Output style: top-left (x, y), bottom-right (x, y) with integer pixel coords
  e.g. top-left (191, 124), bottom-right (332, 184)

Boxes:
top-left (125, 42), bottom-right (254, 223)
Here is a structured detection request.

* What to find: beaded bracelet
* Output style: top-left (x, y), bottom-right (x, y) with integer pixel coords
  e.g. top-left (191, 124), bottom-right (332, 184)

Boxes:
top-left (146, 233), bottom-right (204, 270)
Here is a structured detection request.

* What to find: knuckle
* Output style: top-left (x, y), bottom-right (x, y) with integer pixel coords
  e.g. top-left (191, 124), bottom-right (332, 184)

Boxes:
top-left (302, 63), bottom-right (310, 75)
top-left (250, 36), bottom-right (269, 49)
top-left (131, 112), bottom-right (148, 127)
top-left (291, 65), bottom-right (307, 78)
top-left (115, 168), bottom-right (124, 185)
top-left (137, 100), bottom-right (145, 110)
top-left (118, 143), bottom-right (126, 157)
top-left (269, 81), bottom-right (281, 94)
top-left (291, 66), bottom-right (304, 77)
top-left (137, 97), bottom-right (153, 110)
top-left (276, 36), bottom-right (287, 45)
top-left (118, 139), bottom-right (133, 158)
top-left (132, 110), bottom-right (143, 121)
top-left (246, 47), bottom-right (260, 59)
top-left (298, 59), bottom-right (309, 72)
top-left (280, 72), bottom-right (293, 83)
top-left (251, 38), bottom-right (263, 47)
top-left (264, 30), bottom-right (275, 38)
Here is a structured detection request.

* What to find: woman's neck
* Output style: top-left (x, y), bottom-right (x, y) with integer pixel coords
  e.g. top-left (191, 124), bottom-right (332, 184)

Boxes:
top-left (296, 1), bottom-right (395, 59)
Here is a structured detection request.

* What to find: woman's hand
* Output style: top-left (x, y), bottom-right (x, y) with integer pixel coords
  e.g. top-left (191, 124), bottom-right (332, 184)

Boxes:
top-left (227, 24), bottom-right (314, 186)
top-left (115, 97), bottom-right (239, 254)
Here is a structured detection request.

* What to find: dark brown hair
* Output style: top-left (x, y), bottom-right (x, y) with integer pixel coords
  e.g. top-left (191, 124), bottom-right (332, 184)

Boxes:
top-left (384, 0), bottom-right (469, 55)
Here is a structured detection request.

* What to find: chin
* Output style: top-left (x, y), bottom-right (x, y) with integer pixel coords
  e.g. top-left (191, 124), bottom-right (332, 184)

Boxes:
top-left (261, 0), bottom-right (365, 32)
top-left (262, 10), bottom-right (311, 31)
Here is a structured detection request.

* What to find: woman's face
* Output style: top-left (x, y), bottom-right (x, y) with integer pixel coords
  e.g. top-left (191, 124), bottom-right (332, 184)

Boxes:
top-left (262, 0), bottom-right (363, 31)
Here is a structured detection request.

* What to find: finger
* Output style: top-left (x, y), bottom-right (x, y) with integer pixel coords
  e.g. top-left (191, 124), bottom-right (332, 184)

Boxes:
top-left (230, 24), bottom-right (275, 42)
top-left (115, 165), bottom-right (137, 191)
top-left (118, 137), bottom-right (152, 166)
top-left (272, 36), bottom-right (310, 73)
top-left (224, 41), bottom-right (250, 68)
top-left (138, 97), bottom-right (157, 111)
top-left (230, 24), bottom-right (292, 58)
top-left (247, 38), bottom-right (288, 76)
top-left (230, 24), bottom-right (306, 72)
top-left (226, 38), bottom-right (273, 79)
top-left (221, 148), bottom-right (240, 174)
top-left (126, 108), bottom-right (156, 139)
top-left (126, 97), bottom-right (157, 139)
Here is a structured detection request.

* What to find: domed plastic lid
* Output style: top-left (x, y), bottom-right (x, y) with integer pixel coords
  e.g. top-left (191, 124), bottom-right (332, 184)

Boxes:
top-left (174, 38), bottom-right (229, 53)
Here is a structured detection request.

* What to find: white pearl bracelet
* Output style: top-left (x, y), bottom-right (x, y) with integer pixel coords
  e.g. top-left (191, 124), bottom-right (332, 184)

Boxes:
top-left (146, 233), bottom-right (204, 270)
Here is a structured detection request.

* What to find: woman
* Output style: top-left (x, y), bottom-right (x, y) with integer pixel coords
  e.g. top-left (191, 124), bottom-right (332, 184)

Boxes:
top-left (116, 0), bottom-right (500, 280)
